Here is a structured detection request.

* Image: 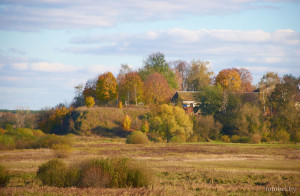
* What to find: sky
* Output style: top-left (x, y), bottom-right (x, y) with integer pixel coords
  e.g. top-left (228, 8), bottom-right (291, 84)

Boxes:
top-left (0, 0), bottom-right (299, 110)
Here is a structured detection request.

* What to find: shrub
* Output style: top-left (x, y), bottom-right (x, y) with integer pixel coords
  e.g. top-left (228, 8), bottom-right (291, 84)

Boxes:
top-left (123, 115), bottom-right (131, 130)
top-left (126, 131), bottom-right (149, 144)
top-left (85, 96), bottom-right (95, 108)
top-left (78, 158), bottom-right (112, 188)
top-left (140, 120), bottom-right (149, 133)
top-left (294, 131), bottom-right (300, 143)
top-left (168, 136), bottom-right (184, 143)
top-left (37, 159), bottom-right (67, 187)
top-left (0, 165), bottom-right (10, 187)
top-left (275, 130), bottom-right (290, 144)
top-left (251, 134), bottom-right (261, 144)
top-left (35, 134), bottom-right (74, 149)
top-left (51, 144), bottom-right (73, 158)
top-left (147, 132), bottom-right (163, 142)
top-left (0, 135), bottom-right (15, 150)
top-left (193, 115), bottom-right (222, 141)
top-left (238, 136), bottom-right (251, 143)
top-left (221, 135), bottom-right (230, 143)
top-left (118, 101), bottom-right (123, 109)
top-left (231, 135), bottom-right (239, 143)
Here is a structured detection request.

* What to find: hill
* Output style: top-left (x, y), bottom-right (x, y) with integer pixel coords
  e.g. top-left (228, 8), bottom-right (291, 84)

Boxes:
top-left (61, 106), bottom-right (150, 137)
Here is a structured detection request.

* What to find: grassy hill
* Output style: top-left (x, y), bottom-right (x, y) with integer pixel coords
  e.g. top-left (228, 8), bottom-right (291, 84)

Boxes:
top-left (64, 106), bottom-right (150, 137)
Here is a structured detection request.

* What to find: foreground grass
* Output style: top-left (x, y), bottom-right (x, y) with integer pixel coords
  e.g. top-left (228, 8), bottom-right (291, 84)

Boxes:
top-left (0, 136), bottom-right (299, 195)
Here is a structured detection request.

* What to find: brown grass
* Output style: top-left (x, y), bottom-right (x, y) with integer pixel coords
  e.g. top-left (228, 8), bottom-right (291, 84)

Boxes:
top-left (0, 136), bottom-right (299, 195)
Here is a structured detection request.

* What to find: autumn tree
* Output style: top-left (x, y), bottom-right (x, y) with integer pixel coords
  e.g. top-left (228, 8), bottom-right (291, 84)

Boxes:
top-left (186, 60), bottom-right (213, 91)
top-left (170, 60), bottom-right (188, 91)
top-left (139, 52), bottom-right (178, 89)
top-left (96, 72), bottom-right (118, 104)
top-left (232, 68), bottom-right (253, 92)
top-left (119, 72), bottom-right (143, 105)
top-left (83, 77), bottom-right (97, 99)
top-left (143, 72), bottom-right (172, 105)
top-left (85, 96), bottom-right (95, 108)
top-left (258, 72), bottom-right (280, 113)
top-left (215, 68), bottom-right (241, 91)
top-left (149, 104), bottom-right (193, 142)
top-left (117, 64), bottom-right (132, 84)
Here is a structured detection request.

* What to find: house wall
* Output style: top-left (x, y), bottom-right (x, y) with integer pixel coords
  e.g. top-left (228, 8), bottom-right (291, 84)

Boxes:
top-left (182, 101), bottom-right (198, 107)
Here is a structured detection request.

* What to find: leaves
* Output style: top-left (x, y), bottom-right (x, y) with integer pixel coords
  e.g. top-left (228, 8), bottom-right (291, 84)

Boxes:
top-left (96, 72), bottom-right (118, 104)
top-left (215, 68), bottom-right (241, 91)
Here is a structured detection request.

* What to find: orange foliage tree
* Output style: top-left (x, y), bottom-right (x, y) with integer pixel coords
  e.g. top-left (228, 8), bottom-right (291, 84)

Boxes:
top-left (215, 69), bottom-right (241, 91)
top-left (233, 68), bottom-right (253, 92)
top-left (143, 72), bottom-right (172, 105)
top-left (96, 72), bottom-right (118, 104)
top-left (119, 72), bottom-right (143, 105)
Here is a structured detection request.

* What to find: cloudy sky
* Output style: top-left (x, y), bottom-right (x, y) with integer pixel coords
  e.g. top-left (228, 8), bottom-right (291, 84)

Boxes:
top-left (0, 0), bottom-right (299, 110)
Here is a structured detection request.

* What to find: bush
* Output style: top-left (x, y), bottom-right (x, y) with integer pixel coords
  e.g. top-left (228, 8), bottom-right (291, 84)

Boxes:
top-left (35, 134), bottom-right (74, 149)
top-left (118, 101), bottom-right (123, 109)
top-left (275, 130), bottom-right (290, 144)
top-left (37, 159), bottom-right (67, 187)
top-left (0, 165), bottom-right (10, 187)
top-left (221, 135), bottom-right (230, 143)
top-left (37, 157), bottom-right (154, 188)
top-left (126, 131), bottom-right (149, 144)
top-left (238, 136), bottom-right (251, 143)
top-left (85, 96), bottom-right (95, 108)
top-left (0, 135), bottom-right (15, 150)
top-left (123, 115), bottom-right (131, 130)
top-left (51, 144), bottom-right (73, 158)
top-left (251, 134), bottom-right (261, 144)
top-left (78, 158), bottom-right (112, 188)
top-left (294, 131), bottom-right (300, 143)
top-left (168, 136), bottom-right (184, 143)
top-left (231, 135), bottom-right (239, 143)
top-left (140, 120), bottom-right (149, 133)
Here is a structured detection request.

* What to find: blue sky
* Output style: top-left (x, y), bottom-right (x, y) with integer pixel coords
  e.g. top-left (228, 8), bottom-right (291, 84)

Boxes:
top-left (0, 0), bottom-right (299, 110)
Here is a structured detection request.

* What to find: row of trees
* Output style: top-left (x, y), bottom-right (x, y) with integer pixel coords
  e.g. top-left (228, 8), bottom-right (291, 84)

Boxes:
top-left (73, 52), bottom-right (256, 107)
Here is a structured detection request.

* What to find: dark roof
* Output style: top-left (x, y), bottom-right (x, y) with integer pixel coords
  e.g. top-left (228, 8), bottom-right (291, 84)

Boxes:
top-left (172, 91), bottom-right (198, 101)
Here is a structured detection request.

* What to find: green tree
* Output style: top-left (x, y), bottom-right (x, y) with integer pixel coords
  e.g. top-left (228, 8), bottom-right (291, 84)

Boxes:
top-left (192, 115), bottom-right (222, 141)
top-left (186, 60), bottom-right (213, 91)
top-left (139, 52), bottom-right (178, 89)
top-left (197, 85), bottom-right (223, 116)
top-left (96, 72), bottom-right (118, 104)
top-left (149, 104), bottom-right (193, 142)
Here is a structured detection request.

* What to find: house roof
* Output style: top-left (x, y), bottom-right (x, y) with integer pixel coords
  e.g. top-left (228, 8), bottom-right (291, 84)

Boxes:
top-left (172, 91), bottom-right (199, 101)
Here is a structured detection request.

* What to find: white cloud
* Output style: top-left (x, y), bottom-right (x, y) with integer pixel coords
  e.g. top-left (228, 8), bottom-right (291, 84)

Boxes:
top-left (31, 62), bottom-right (79, 72)
top-left (0, 0), bottom-right (296, 30)
top-left (11, 63), bottom-right (28, 71)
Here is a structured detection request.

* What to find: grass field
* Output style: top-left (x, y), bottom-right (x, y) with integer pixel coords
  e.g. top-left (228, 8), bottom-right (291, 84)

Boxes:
top-left (0, 136), bottom-right (299, 195)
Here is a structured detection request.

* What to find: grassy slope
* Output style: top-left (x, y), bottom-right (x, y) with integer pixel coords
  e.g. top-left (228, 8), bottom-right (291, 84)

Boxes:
top-left (69, 106), bottom-right (149, 136)
top-left (0, 136), bottom-right (299, 195)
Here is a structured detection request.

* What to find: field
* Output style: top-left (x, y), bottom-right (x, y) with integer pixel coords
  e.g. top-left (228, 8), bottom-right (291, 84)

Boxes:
top-left (0, 136), bottom-right (299, 195)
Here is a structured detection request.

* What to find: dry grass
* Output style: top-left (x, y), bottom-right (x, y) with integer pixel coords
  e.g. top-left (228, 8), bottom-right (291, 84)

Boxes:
top-left (0, 136), bottom-right (299, 195)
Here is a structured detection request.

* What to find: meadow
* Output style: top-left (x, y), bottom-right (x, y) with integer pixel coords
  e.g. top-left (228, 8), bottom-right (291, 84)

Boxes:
top-left (0, 136), bottom-right (299, 195)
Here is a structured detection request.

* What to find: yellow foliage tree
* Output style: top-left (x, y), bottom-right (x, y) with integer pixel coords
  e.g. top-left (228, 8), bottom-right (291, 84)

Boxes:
top-left (215, 69), bottom-right (241, 91)
top-left (123, 115), bottom-right (131, 130)
top-left (96, 72), bottom-right (118, 104)
top-left (85, 96), bottom-right (95, 108)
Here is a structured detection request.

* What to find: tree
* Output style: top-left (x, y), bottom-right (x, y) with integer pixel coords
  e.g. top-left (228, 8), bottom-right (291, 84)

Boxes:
top-left (215, 69), bottom-right (241, 91)
top-left (139, 52), bottom-right (178, 89)
top-left (186, 60), bottom-right (213, 91)
top-left (85, 96), bottom-right (95, 108)
top-left (258, 72), bottom-right (280, 113)
top-left (143, 72), bottom-right (172, 105)
top-left (73, 84), bottom-right (85, 107)
top-left (170, 60), bottom-right (188, 91)
top-left (192, 115), bottom-right (222, 141)
top-left (197, 85), bottom-right (223, 116)
top-left (123, 115), bottom-right (131, 130)
top-left (96, 72), bottom-right (118, 104)
top-left (83, 78), bottom-right (97, 100)
top-left (117, 64), bottom-right (132, 84)
top-left (234, 103), bottom-right (262, 136)
top-left (232, 68), bottom-right (253, 92)
top-left (149, 104), bottom-right (193, 142)
top-left (119, 72), bottom-right (143, 105)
